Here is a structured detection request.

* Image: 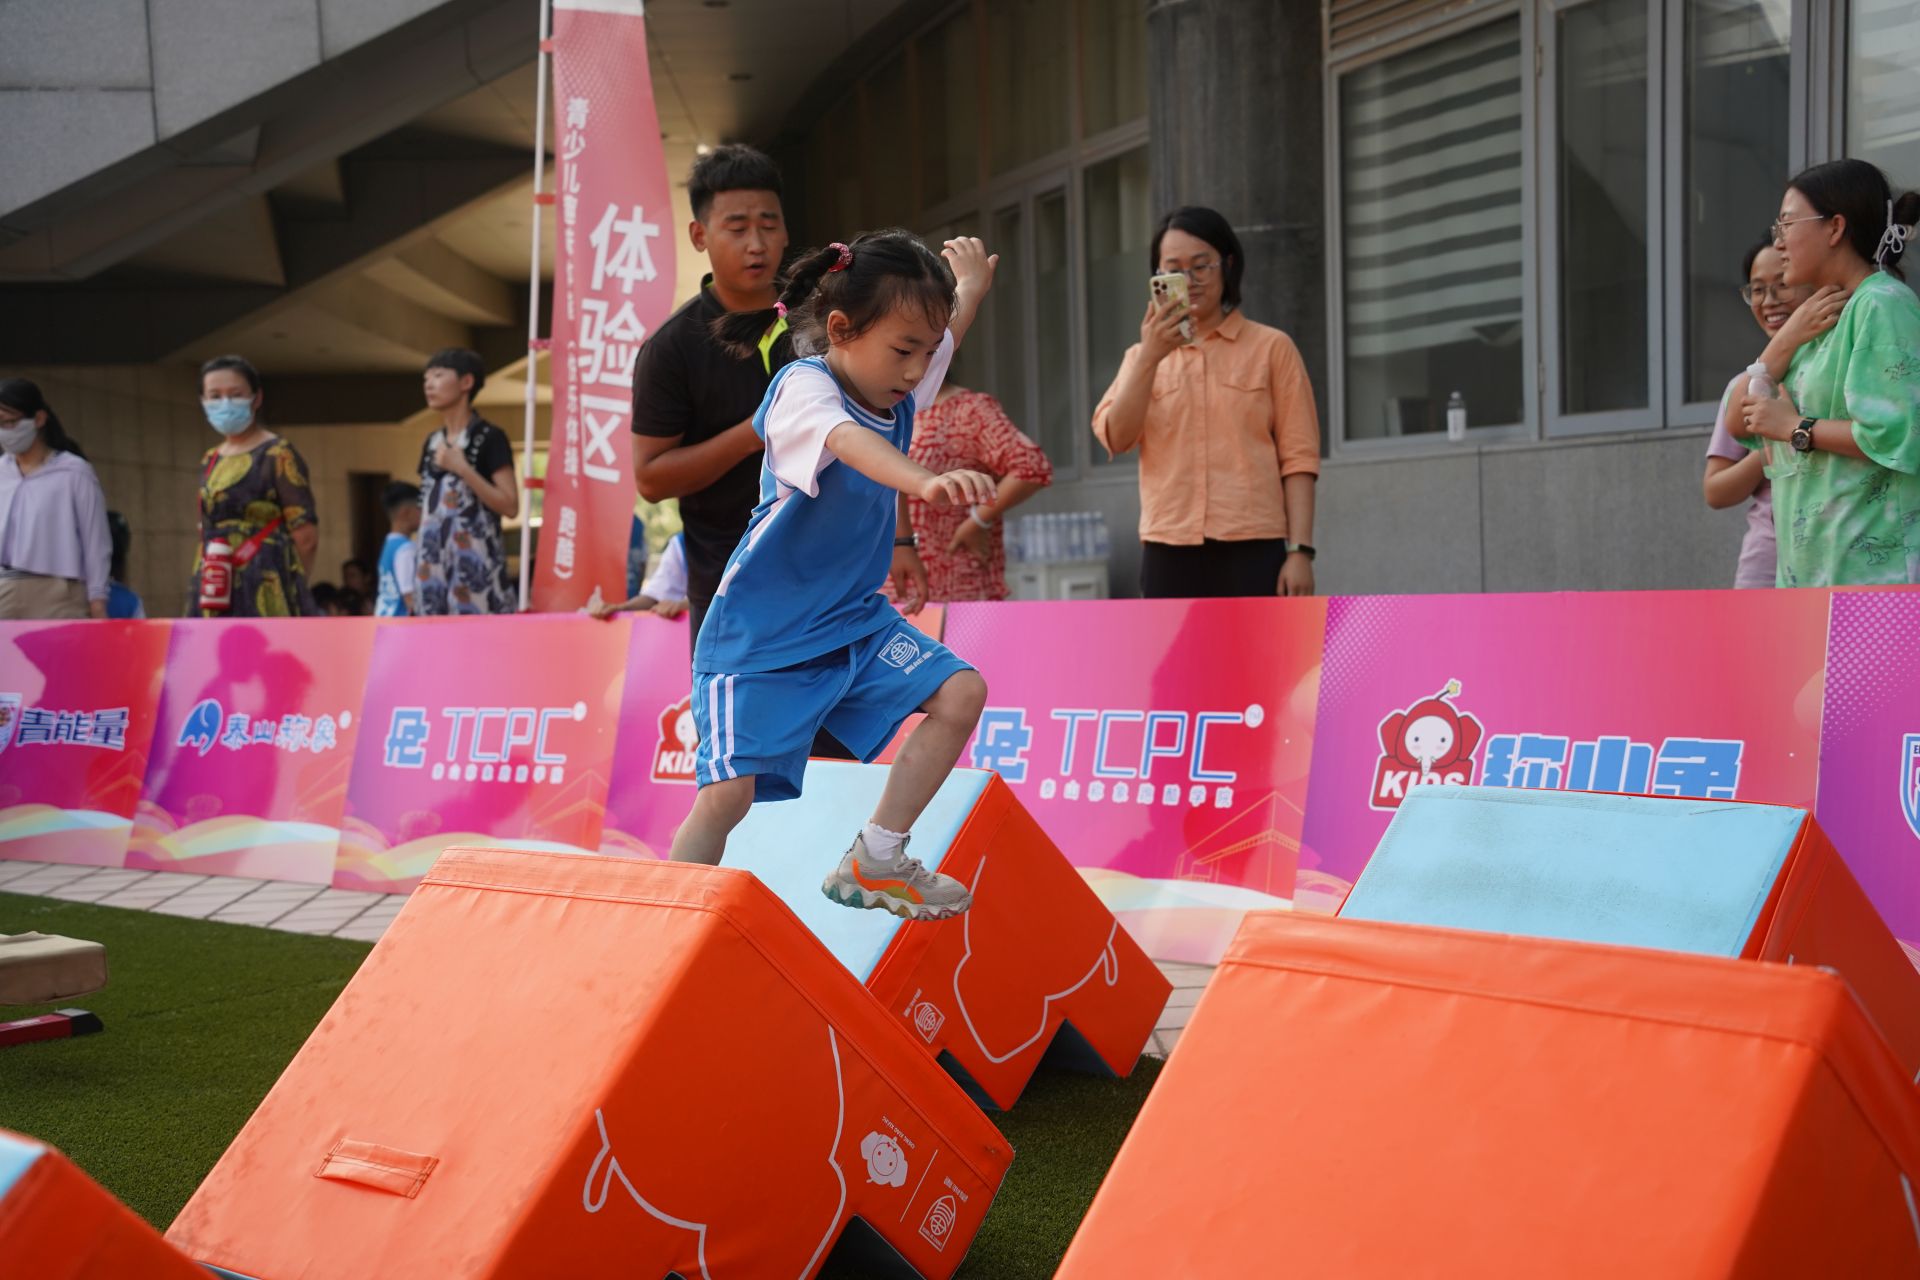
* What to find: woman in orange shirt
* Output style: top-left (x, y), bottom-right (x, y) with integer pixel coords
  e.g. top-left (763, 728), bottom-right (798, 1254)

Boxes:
top-left (1093, 206), bottom-right (1320, 598)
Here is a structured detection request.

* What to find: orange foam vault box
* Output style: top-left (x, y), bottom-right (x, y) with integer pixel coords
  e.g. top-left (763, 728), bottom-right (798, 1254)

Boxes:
top-left (1059, 913), bottom-right (1920, 1278)
top-left (721, 762), bottom-right (1169, 1109)
top-left (168, 851), bottom-right (1011, 1279)
top-left (0, 1129), bottom-right (206, 1279)
top-left (1338, 785), bottom-right (1920, 1080)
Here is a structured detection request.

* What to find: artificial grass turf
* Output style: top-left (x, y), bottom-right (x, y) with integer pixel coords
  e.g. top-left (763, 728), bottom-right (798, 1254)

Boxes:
top-left (0, 891), bottom-right (1160, 1277)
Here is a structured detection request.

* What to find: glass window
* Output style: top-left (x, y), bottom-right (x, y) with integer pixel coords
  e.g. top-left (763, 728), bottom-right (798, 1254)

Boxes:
top-left (1848, 0), bottom-right (1920, 193)
top-left (1556, 0), bottom-right (1649, 416)
top-left (919, 11), bottom-right (979, 208)
top-left (987, 0), bottom-right (1072, 173)
top-left (1083, 147), bottom-right (1150, 465)
top-left (1683, 0), bottom-right (1790, 405)
top-left (1339, 18), bottom-right (1525, 441)
top-left (1080, 0), bottom-right (1147, 136)
top-left (988, 203), bottom-right (1028, 423)
top-left (1035, 189), bottom-right (1076, 467)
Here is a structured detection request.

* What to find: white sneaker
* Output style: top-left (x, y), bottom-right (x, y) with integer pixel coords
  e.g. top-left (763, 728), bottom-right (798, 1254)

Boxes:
top-left (820, 833), bottom-right (973, 921)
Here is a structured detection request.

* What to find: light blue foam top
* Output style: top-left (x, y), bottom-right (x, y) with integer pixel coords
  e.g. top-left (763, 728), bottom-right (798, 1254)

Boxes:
top-left (725, 762), bottom-right (992, 981)
top-left (0, 1132), bottom-right (45, 1200)
top-left (1341, 786), bottom-right (1806, 957)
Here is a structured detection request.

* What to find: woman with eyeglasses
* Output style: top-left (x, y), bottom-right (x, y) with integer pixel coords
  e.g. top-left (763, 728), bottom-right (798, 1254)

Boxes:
top-left (1739, 159), bottom-right (1920, 587)
top-left (1093, 206), bottom-right (1320, 598)
top-left (1701, 235), bottom-right (1832, 587)
top-left (191, 355), bottom-right (320, 616)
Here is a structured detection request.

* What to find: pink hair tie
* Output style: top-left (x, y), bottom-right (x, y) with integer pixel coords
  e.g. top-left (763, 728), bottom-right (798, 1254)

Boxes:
top-left (827, 242), bottom-right (853, 273)
top-left (774, 301), bottom-right (788, 318)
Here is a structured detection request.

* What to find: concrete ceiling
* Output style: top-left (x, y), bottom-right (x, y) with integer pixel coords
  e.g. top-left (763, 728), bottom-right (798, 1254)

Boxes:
top-left (15, 0), bottom-right (920, 403)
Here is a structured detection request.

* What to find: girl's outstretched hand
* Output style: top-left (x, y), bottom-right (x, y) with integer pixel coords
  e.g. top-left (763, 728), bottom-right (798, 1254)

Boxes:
top-left (944, 237), bottom-right (998, 298)
top-left (919, 468), bottom-right (998, 508)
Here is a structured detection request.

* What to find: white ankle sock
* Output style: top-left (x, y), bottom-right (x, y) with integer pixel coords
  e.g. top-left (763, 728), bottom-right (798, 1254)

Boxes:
top-left (860, 822), bottom-right (909, 864)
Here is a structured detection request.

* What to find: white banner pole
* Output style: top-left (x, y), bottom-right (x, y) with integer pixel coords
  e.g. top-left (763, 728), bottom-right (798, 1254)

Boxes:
top-left (518, 0), bottom-right (555, 612)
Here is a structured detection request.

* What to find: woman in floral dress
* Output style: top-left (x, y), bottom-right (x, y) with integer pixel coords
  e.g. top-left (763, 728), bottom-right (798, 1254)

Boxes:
top-left (191, 356), bottom-right (319, 617)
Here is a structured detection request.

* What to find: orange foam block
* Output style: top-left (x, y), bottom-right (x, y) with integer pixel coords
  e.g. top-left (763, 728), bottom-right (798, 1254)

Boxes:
top-left (1339, 786), bottom-right (1920, 1080)
top-left (723, 763), bottom-right (1171, 1109)
top-left (169, 851), bottom-right (1011, 1279)
top-left (0, 1129), bottom-right (206, 1279)
top-left (1059, 913), bottom-right (1920, 1278)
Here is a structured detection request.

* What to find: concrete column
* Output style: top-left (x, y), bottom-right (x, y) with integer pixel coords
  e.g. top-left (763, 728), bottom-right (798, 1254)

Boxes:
top-left (1145, 0), bottom-right (1327, 453)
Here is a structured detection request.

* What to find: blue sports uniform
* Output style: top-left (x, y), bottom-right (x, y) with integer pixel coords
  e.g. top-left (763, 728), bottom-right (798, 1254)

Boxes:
top-left (692, 332), bottom-right (971, 801)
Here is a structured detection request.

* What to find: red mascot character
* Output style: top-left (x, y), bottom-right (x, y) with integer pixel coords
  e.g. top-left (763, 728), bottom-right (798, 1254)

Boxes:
top-left (1370, 680), bottom-right (1484, 809)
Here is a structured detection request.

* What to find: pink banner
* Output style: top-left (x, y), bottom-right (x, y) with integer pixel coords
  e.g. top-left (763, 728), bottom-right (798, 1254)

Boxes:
top-left (943, 599), bottom-right (1326, 963)
top-left (335, 617), bottom-right (629, 891)
top-left (131, 619), bottom-right (375, 883)
top-left (0, 620), bottom-right (169, 867)
top-left (531, 0), bottom-right (676, 612)
top-left (599, 613), bottom-right (695, 858)
top-left (1301, 590), bottom-right (1831, 902)
top-left (1818, 590), bottom-right (1920, 954)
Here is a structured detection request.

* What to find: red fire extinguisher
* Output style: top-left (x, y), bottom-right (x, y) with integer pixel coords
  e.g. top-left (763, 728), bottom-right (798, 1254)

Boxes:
top-left (200, 538), bottom-right (234, 614)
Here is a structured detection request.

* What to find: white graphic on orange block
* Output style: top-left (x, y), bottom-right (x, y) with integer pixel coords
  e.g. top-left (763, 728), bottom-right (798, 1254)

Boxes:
top-left (920, 1194), bottom-right (958, 1252)
top-left (861, 1132), bottom-right (909, 1187)
top-left (585, 1025), bottom-right (850, 1280)
top-left (951, 858), bottom-right (1121, 1065)
top-left (901, 987), bottom-right (946, 1043)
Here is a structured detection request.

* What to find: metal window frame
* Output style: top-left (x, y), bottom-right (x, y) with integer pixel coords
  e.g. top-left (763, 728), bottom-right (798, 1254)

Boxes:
top-left (1659, 0), bottom-right (1807, 428)
top-left (1325, 1), bottom-right (1538, 458)
top-left (1539, 0), bottom-right (1665, 438)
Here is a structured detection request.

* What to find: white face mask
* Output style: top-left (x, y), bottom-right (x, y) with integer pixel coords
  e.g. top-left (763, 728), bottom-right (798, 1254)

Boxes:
top-left (0, 419), bottom-right (36, 455)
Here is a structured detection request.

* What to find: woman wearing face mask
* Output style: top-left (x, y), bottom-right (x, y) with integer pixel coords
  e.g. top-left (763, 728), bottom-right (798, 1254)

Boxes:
top-left (192, 355), bottom-right (320, 616)
top-left (1741, 159), bottom-right (1920, 586)
top-left (0, 379), bottom-right (111, 620)
top-left (1701, 235), bottom-right (1834, 587)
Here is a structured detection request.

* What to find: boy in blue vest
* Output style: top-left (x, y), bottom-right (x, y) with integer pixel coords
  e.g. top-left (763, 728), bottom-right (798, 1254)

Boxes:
top-left (375, 481), bottom-right (421, 617)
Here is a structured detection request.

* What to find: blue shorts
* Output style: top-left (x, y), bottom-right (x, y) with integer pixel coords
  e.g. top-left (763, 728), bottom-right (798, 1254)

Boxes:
top-left (692, 625), bottom-right (973, 802)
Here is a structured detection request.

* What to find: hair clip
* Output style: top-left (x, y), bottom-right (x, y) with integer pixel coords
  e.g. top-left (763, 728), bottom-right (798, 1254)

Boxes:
top-left (774, 301), bottom-right (788, 318)
top-left (827, 242), bottom-right (854, 273)
top-left (1874, 199), bottom-right (1909, 271)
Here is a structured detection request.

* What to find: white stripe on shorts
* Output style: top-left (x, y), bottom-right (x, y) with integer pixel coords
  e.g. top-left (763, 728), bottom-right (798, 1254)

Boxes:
top-left (720, 675), bottom-right (737, 779)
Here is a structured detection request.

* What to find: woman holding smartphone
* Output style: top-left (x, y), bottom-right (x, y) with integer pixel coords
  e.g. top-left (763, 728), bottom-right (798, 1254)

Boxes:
top-left (1093, 206), bottom-right (1320, 598)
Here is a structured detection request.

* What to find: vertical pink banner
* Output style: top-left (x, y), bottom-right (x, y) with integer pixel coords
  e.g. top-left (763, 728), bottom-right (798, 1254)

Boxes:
top-left (532, 0), bottom-right (676, 612)
top-left (1301, 590), bottom-right (1831, 903)
top-left (336, 617), bottom-right (630, 891)
top-left (131, 619), bottom-right (376, 884)
top-left (599, 614), bottom-right (695, 858)
top-left (0, 620), bottom-right (170, 867)
top-left (943, 599), bottom-right (1325, 964)
top-left (1817, 590), bottom-right (1920, 955)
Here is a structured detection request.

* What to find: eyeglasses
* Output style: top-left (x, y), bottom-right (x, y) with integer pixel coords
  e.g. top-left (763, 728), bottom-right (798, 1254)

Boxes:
top-left (1771, 213), bottom-right (1828, 243)
top-left (1738, 282), bottom-right (1812, 305)
top-left (1157, 261), bottom-right (1221, 282)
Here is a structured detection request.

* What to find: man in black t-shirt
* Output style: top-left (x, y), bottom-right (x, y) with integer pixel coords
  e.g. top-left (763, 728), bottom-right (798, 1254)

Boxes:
top-left (630, 146), bottom-right (794, 645)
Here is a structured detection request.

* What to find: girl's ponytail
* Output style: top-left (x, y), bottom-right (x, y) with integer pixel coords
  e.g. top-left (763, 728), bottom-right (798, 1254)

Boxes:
top-left (712, 243), bottom-right (850, 358)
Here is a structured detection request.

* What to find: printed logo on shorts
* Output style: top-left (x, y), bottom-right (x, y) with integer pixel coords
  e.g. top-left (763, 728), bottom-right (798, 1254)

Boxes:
top-left (878, 631), bottom-right (922, 670)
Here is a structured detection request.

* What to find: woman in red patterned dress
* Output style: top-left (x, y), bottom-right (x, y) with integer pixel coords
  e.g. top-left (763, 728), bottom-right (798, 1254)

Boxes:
top-left (886, 384), bottom-right (1053, 606)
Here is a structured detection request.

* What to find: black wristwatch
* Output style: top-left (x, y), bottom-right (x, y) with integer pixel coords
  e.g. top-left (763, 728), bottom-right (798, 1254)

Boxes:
top-left (1791, 418), bottom-right (1816, 454)
top-left (1289, 543), bottom-right (1317, 561)
top-left (894, 535), bottom-right (920, 549)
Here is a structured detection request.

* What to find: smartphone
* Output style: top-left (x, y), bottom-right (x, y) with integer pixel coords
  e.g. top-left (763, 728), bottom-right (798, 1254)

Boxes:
top-left (1149, 272), bottom-right (1194, 345)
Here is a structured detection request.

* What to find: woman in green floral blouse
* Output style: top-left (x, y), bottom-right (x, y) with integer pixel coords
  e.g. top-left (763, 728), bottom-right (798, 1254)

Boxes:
top-left (1741, 159), bottom-right (1920, 586)
top-left (191, 355), bottom-right (320, 617)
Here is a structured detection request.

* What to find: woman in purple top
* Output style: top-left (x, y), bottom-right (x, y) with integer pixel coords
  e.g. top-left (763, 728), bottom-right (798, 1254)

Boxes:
top-left (0, 380), bottom-right (110, 620)
top-left (1703, 236), bottom-right (1845, 587)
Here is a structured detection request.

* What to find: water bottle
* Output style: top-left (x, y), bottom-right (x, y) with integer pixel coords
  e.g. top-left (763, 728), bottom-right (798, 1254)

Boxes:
top-left (199, 538), bottom-right (234, 614)
top-left (1068, 513), bottom-right (1088, 560)
top-left (1044, 514), bottom-right (1062, 562)
top-left (1445, 390), bottom-right (1468, 442)
top-left (1093, 513), bottom-right (1111, 560)
top-left (1006, 517), bottom-right (1024, 564)
top-left (1745, 362), bottom-right (1774, 400)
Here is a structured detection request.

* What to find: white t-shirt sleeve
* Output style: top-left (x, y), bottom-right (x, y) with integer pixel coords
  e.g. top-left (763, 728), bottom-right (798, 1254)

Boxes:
top-left (764, 365), bottom-right (855, 497)
top-left (912, 330), bottom-right (957, 411)
top-left (394, 541), bottom-right (417, 595)
top-left (640, 535), bottom-right (688, 601)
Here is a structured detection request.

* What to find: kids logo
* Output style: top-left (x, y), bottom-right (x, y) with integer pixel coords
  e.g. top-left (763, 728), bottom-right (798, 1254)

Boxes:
top-left (651, 695), bottom-right (698, 786)
top-left (0, 693), bottom-right (19, 755)
top-left (1903, 734), bottom-right (1920, 840)
top-left (1370, 679), bottom-right (1484, 811)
